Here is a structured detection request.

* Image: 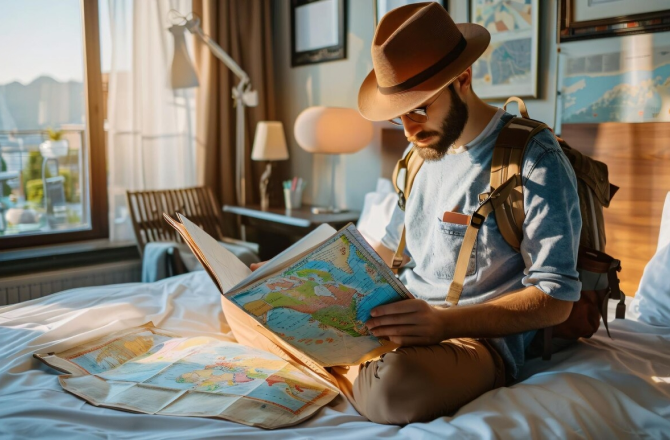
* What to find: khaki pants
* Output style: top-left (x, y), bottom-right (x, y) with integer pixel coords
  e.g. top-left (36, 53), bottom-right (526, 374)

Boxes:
top-left (221, 297), bottom-right (506, 425)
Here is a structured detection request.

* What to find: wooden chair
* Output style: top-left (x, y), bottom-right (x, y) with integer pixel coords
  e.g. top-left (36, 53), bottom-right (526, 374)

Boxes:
top-left (126, 186), bottom-right (258, 276)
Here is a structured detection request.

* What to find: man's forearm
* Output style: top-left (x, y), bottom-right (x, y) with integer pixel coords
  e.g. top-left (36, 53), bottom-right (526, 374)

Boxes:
top-left (437, 286), bottom-right (574, 340)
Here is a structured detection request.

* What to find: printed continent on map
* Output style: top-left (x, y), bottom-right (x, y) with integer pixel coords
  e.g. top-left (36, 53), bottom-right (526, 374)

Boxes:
top-left (307, 236), bottom-right (353, 274)
top-left (242, 275), bottom-right (366, 338)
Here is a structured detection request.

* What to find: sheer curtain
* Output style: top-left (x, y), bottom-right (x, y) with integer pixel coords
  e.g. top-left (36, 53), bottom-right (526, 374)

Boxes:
top-left (107, 0), bottom-right (196, 241)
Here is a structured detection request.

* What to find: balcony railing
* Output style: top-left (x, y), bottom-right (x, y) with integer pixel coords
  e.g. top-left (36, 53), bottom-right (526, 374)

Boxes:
top-left (0, 127), bottom-right (90, 237)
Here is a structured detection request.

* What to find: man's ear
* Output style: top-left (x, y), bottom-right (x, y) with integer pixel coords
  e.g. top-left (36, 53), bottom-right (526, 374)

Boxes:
top-left (454, 67), bottom-right (473, 94)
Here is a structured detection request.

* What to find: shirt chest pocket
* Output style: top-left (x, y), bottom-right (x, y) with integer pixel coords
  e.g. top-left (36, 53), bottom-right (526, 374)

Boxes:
top-left (435, 219), bottom-right (477, 280)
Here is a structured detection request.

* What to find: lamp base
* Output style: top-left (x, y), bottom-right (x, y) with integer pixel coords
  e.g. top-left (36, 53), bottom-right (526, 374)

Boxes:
top-left (310, 206), bottom-right (346, 214)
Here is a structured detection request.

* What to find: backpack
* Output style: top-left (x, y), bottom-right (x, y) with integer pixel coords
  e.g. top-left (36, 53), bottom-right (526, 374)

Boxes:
top-left (391, 96), bottom-right (626, 360)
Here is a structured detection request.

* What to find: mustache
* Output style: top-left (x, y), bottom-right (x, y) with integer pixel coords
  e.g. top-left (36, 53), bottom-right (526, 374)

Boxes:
top-left (408, 131), bottom-right (440, 143)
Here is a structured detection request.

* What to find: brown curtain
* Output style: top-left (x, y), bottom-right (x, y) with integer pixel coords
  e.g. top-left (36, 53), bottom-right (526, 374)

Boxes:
top-left (193, 0), bottom-right (277, 237)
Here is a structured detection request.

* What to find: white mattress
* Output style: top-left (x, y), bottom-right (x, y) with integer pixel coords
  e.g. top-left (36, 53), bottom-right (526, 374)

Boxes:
top-left (1, 271), bottom-right (669, 439)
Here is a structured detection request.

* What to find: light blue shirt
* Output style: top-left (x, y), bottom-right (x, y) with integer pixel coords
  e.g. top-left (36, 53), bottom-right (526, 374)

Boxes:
top-left (381, 110), bottom-right (582, 378)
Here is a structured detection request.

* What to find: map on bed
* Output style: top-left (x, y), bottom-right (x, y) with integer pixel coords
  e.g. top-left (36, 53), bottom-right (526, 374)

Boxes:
top-left (34, 323), bottom-right (338, 429)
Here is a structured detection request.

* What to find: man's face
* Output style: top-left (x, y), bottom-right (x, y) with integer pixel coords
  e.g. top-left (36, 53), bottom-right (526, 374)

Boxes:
top-left (402, 84), bottom-right (469, 161)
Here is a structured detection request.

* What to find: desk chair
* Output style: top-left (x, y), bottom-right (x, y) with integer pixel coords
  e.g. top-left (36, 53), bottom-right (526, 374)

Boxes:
top-left (126, 186), bottom-right (259, 278)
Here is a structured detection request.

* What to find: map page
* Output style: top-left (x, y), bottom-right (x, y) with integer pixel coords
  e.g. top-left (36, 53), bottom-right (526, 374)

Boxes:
top-left (225, 224), bottom-right (413, 367)
top-left (35, 323), bottom-right (338, 429)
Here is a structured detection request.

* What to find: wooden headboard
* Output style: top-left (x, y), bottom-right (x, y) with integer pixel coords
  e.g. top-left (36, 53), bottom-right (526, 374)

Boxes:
top-left (561, 122), bottom-right (670, 296)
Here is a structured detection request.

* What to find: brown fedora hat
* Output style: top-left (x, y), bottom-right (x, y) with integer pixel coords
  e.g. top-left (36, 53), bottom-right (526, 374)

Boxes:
top-left (358, 2), bottom-right (490, 121)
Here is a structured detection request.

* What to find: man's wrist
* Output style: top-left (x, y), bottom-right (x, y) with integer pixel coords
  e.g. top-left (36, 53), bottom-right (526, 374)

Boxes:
top-left (436, 306), bottom-right (457, 341)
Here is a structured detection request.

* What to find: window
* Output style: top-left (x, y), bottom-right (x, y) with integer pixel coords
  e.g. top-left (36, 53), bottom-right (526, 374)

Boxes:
top-left (0, 0), bottom-right (107, 249)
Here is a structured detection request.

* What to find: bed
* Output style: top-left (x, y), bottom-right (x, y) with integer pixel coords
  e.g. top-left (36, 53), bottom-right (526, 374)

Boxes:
top-left (2, 193), bottom-right (670, 439)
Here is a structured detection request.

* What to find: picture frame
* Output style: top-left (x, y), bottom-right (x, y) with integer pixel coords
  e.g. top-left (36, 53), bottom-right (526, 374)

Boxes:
top-left (559, 0), bottom-right (670, 42)
top-left (469, 0), bottom-right (539, 99)
top-left (374, 0), bottom-right (447, 28)
top-left (291, 0), bottom-right (347, 67)
top-left (556, 31), bottom-right (670, 129)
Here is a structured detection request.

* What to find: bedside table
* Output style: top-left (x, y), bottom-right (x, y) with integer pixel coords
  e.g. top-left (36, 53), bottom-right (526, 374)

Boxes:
top-left (223, 204), bottom-right (360, 260)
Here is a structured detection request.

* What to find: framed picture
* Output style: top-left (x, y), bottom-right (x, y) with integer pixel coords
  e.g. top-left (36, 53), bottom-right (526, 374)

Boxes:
top-left (470, 0), bottom-right (539, 99)
top-left (559, 0), bottom-right (670, 42)
top-left (556, 31), bottom-right (670, 130)
top-left (291, 0), bottom-right (347, 67)
top-left (374, 0), bottom-right (447, 28)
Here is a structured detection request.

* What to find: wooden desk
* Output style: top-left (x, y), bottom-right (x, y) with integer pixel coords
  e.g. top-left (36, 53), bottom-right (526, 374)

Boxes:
top-left (223, 205), bottom-right (360, 260)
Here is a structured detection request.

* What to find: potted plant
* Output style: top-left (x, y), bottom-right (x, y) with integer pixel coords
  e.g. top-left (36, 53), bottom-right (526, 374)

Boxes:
top-left (39, 128), bottom-right (69, 159)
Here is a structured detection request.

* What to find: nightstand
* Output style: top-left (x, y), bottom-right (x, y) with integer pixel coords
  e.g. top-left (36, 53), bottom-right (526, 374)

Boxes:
top-left (223, 204), bottom-right (360, 260)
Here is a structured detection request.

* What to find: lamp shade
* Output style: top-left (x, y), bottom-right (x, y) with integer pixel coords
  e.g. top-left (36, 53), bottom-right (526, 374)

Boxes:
top-left (169, 25), bottom-right (199, 89)
top-left (251, 121), bottom-right (289, 161)
top-left (294, 107), bottom-right (374, 154)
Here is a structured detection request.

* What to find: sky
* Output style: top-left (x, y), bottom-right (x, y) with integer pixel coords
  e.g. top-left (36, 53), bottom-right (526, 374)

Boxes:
top-left (0, 0), bottom-right (111, 85)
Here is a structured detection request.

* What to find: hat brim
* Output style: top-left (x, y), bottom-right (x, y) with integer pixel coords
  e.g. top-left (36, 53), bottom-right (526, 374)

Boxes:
top-left (358, 23), bottom-right (491, 122)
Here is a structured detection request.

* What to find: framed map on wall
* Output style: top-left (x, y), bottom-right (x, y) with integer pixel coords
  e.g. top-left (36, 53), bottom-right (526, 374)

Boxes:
top-left (557, 31), bottom-right (670, 126)
top-left (470, 0), bottom-right (539, 99)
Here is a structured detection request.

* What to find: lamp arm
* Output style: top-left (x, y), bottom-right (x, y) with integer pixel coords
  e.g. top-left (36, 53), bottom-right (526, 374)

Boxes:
top-left (185, 18), bottom-right (249, 84)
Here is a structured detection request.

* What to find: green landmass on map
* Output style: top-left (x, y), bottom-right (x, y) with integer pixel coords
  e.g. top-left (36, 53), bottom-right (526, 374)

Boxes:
top-left (243, 274), bottom-right (366, 338)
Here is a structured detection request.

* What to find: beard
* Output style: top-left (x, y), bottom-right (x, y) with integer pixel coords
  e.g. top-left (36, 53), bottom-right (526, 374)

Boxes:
top-left (412, 85), bottom-right (469, 161)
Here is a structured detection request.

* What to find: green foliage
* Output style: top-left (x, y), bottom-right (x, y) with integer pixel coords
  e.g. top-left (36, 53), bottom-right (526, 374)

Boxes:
top-left (46, 128), bottom-right (64, 141)
top-left (25, 151), bottom-right (43, 183)
top-left (1, 156), bottom-right (10, 197)
top-left (26, 179), bottom-right (44, 204)
top-left (25, 170), bottom-right (76, 204)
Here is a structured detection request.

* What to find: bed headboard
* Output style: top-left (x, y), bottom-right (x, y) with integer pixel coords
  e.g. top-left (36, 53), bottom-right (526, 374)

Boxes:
top-left (381, 127), bottom-right (410, 179)
top-left (560, 122), bottom-right (670, 297)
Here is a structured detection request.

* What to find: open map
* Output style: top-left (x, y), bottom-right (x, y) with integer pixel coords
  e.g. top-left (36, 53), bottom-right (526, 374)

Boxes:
top-left (35, 324), bottom-right (338, 429)
top-left (225, 225), bottom-right (412, 367)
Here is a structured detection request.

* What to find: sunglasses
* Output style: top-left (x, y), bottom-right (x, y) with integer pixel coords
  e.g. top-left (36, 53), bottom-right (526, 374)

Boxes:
top-left (388, 88), bottom-right (445, 126)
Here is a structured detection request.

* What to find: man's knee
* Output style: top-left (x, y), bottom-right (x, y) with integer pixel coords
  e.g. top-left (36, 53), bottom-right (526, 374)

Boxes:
top-left (351, 343), bottom-right (501, 425)
top-left (352, 349), bottom-right (445, 425)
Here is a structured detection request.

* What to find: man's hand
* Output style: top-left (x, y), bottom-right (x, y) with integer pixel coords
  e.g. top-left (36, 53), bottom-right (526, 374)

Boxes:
top-left (366, 299), bottom-right (447, 346)
top-left (250, 261), bottom-right (267, 272)
top-left (365, 286), bottom-right (574, 346)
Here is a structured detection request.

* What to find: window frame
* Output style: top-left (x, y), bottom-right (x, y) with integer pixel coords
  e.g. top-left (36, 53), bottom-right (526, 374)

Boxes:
top-left (1, 0), bottom-right (108, 250)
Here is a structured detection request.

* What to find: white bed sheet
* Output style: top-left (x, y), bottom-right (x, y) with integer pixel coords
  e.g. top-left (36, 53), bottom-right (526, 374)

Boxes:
top-left (1, 271), bottom-right (669, 439)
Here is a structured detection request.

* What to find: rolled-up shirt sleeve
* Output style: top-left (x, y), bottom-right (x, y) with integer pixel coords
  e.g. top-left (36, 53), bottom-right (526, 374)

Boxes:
top-left (520, 137), bottom-right (582, 301)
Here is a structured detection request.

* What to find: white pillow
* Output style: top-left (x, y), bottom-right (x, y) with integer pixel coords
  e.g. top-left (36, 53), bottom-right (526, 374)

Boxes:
top-left (634, 192), bottom-right (670, 326)
top-left (357, 178), bottom-right (398, 246)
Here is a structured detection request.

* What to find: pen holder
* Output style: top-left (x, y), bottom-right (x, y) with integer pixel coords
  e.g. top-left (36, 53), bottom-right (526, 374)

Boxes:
top-left (284, 188), bottom-right (303, 210)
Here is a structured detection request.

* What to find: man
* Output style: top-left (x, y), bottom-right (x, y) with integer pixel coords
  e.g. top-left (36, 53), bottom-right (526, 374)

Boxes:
top-left (234, 2), bottom-right (581, 425)
top-left (351, 2), bottom-right (581, 424)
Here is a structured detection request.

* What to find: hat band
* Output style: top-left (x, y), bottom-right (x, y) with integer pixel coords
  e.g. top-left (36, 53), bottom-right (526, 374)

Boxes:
top-left (377, 35), bottom-right (467, 95)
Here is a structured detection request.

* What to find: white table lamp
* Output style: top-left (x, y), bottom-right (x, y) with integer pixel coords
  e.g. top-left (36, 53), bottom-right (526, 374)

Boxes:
top-left (294, 107), bottom-right (373, 214)
top-left (251, 121), bottom-right (289, 211)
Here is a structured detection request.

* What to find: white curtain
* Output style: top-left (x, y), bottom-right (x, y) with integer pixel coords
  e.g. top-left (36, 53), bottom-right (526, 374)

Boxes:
top-left (107, 0), bottom-right (196, 242)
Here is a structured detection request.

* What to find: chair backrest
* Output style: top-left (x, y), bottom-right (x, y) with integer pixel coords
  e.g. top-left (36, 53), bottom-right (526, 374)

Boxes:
top-left (126, 186), bottom-right (226, 255)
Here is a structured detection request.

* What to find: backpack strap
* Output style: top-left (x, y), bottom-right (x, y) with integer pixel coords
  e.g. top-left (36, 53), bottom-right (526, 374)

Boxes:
top-left (447, 173), bottom-right (523, 305)
top-left (488, 115), bottom-right (548, 251)
top-left (391, 147), bottom-right (424, 270)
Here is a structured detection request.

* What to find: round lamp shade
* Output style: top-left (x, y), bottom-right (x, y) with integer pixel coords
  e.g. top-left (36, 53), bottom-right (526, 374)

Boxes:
top-left (294, 107), bottom-right (374, 154)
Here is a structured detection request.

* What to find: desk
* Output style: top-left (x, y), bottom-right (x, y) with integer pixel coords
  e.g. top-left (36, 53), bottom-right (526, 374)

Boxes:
top-left (223, 205), bottom-right (360, 260)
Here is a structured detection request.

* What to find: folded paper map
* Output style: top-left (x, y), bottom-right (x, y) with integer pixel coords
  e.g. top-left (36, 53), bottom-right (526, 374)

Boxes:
top-left (35, 323), bottom-right (338, 429)
top-left (164, 214), bottom-right (413, 368)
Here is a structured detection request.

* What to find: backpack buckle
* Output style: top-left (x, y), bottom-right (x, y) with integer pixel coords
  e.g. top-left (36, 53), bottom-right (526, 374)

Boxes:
top-left (397, 191), bottom-right (406, 211)
top-left (470, 212), bottom-right (485, 229)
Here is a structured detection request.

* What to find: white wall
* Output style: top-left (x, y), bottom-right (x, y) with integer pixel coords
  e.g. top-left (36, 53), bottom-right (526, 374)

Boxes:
top-left (272, 0), bottom-right (559, 212)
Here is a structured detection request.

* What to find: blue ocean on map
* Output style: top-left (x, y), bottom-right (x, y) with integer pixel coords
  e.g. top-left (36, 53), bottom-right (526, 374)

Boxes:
top-left (563, 61), bottom-right (670, 123)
